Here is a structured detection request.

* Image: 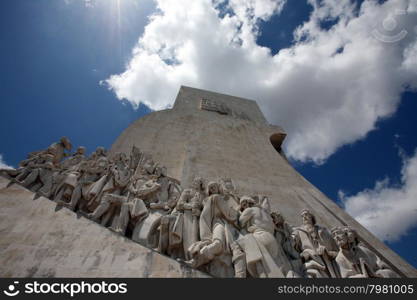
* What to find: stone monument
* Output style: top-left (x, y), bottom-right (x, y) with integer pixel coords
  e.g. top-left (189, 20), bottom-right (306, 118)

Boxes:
top-left (0, 86), bottom-right (416, 278)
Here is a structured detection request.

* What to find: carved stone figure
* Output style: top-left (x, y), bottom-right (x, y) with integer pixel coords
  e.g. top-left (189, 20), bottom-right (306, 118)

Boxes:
top-left (63, 147), bottom-right (108, 211)
top-left (86, 152), bottom-right (131, 226)
top-left (219, 177), bottom-right (240, 205)
top-left (271, 210), bottom-right (303, 277)
top-left (342, 226), bottom-right (400, 278)
top-left (187, 181), bottom-right (238, 277)
top-left (162, 176), bottom-right (205, 259)
top-left (54, 146), bottom-right (86, 203)
top-left (131, 165), bottom-right (179, 248)
top-left (152, 165), bottom-right (179, 211)
top-left (292, 209), bottom-right (339, 278)
top-left (217, 178), bottom-right (248, 278)
top-left (17, 147), bottom-right (58, 197)
top-left (84, 147), bottom-right (110, 203)
top-left (237, 196), bottom-right (293, 278)
top-left (128, 146), bottom-right (142, 172)
top-left (3, 137), bottom-right (72, 191)
top-left (1, 150), bottom-right (47, 181)
top-left (138, 154), bottom-right (156, 176)
top-left (332, 226), bottom-right (377, 278)
top-left (60, 146), bottom-right (86, 169)
top-left (48, 136), bottom-right (73, 165)
top-left (106, 176), bottom-right (161, 236)
top-left (183, 176), bottom-right (205, 244)
top-left (3, 149), bottom-right (50, 187)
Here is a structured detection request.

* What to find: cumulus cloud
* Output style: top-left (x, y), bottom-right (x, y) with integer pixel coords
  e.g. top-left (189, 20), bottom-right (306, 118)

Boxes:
top-left (0, 154), bottom-right (13, 170)
top-left (340, 149), bottom-right (417, 242)
top-left (104, 0), bottom-right (417, 163)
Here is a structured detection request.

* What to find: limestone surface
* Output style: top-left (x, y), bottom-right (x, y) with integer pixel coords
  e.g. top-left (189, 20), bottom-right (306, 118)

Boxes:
top-left (0, 176), bottom-right (209, 278)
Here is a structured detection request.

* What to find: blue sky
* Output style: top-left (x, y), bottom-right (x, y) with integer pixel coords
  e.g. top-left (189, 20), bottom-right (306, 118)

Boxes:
top-left (0, 0), bottom-right (416, 268)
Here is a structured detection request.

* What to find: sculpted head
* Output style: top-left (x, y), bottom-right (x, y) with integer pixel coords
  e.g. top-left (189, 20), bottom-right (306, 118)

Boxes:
top-left (154, 165), bottom-right (167, 177)
top-left (207, 181), bottom-right (220, 196)
top-left (60, 136), bottom-right (72, 151)
top-left (271, 211), bottom-right (284, 226)
top-left (343, 226), bottom-right (359, 246)
top-left (161, 166), bottom-right (167, 177)
top-left (191, 176), bottom-right (204, 191)
top-left (89, 151), bottom-right (97, 161)
top-left (76, 146), bottom-right (86, 155)
top-left (95, 147), bottom-right (106, 157)
top-left (332, 227), bottom-right (349, 249)
top-left (301, 209), bottom-right (316, 225)
top-left (142, 156), bottom-right (155, 174)
top-left (220, 178), bottom-right (235, 195)
top-left (240, 196), bottom-right (255, 211)
top-left (120, 152), bottom-right (127, 161)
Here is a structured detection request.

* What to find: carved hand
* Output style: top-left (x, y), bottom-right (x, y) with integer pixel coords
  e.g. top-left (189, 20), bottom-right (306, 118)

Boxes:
top-left (301, 249), bottom-right (312, 260)
top-left (317, 245), bottom-right (326, 256)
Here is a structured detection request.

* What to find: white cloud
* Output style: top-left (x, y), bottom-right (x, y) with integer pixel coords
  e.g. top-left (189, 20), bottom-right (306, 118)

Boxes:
top-left (341, 149), bottom-right (417, 242)
top-left (0, 154), bottom-right (13, 170)
top-left (104, 0), bottom-right (417, 163)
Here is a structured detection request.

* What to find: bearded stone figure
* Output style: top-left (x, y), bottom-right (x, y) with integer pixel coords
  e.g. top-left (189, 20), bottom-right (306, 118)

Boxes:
top-left (335, 226), bottom-right (400, 278)
top-left (292, 209), bottom-right (339, 278)
top-left (186, 181), bottom-right (239, 277)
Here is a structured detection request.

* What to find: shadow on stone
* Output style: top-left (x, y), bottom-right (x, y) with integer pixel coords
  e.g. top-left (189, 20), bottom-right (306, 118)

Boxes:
top-left (33, 192), bottom-right (42, 200)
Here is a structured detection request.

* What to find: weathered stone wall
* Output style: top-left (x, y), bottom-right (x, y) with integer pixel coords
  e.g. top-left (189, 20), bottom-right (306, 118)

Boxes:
top-left (0, 176), bottom-right (209, 278)
top-left (110, 86), bottom-right (417, 277)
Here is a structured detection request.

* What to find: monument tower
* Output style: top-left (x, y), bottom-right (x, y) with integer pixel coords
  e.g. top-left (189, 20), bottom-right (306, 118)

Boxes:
top-left (0, 86), bottom-right (416, 278)
top-left (110, 86), bottom-right (416, 277)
